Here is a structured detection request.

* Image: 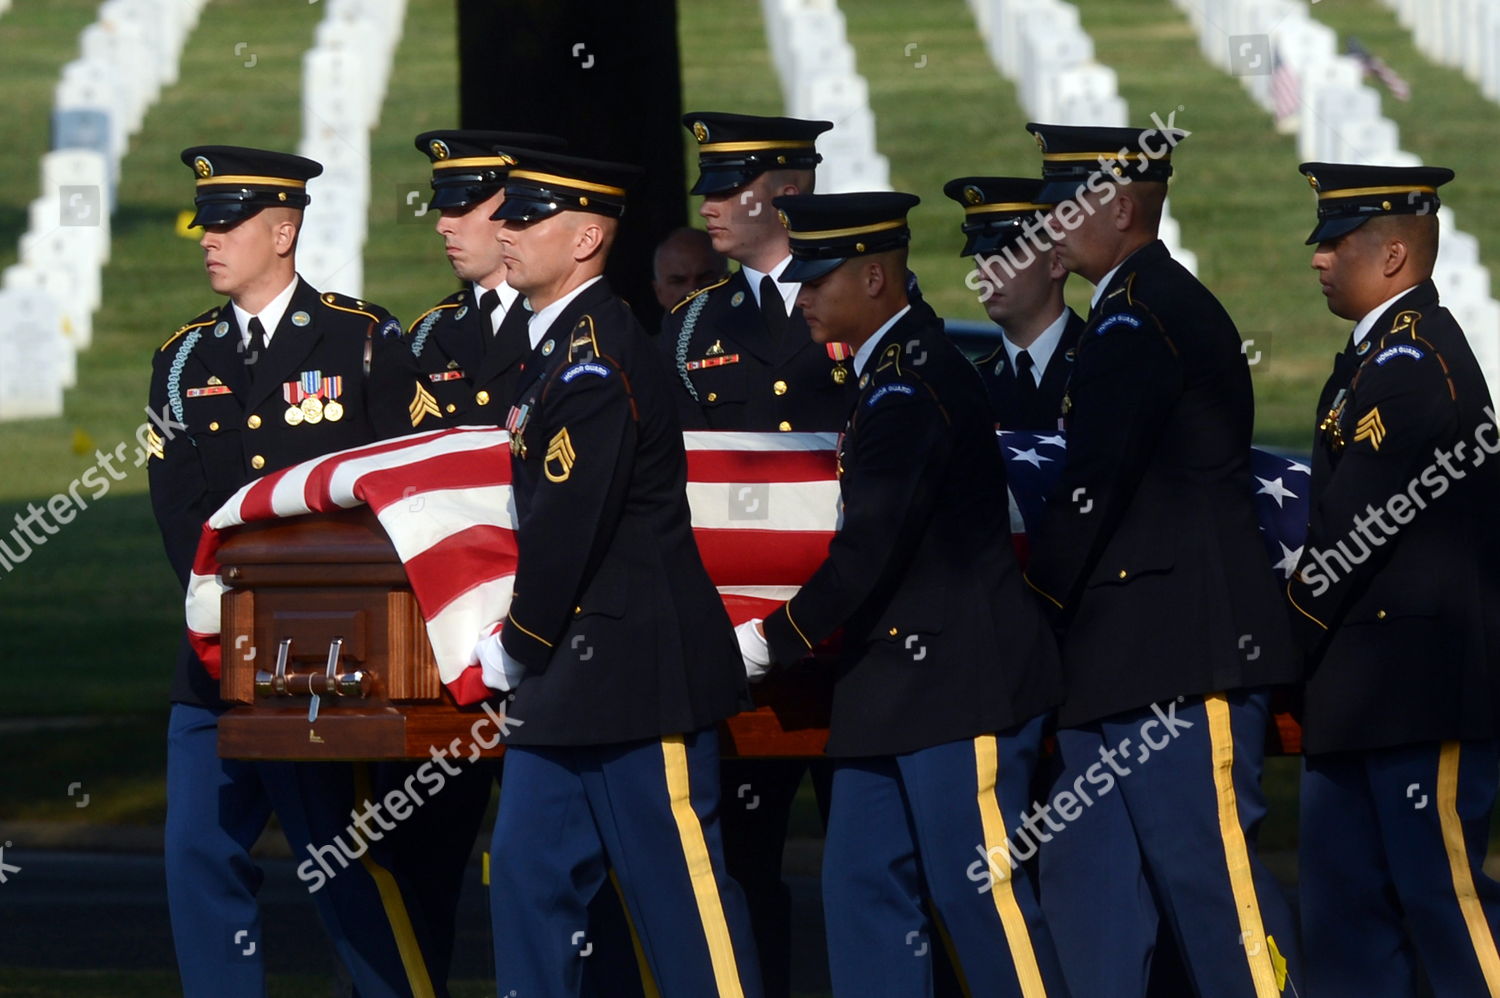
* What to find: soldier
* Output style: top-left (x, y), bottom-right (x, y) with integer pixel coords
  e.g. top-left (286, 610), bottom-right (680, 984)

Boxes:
top-left (1288, 163), bottom-right (1500, 997)
top-left (660, 110), bottom-right (854, 998)
top-left (1018, 123), bottom-right (1303, 998)
top-left (733, 192), bottom-right (1070, 996)
top-left (400, 130), bottom-right (565, 431)
top-left (943, 176), bottom-right (1083, 430)
top-left (652, 226), bottom-right (728, 312)
top-left (661, 111), bottom-right (856, 432)
top-left (148, 146), bottom-right (430, 996)
top-left (475, 149), bottom-right (763, 997)
top-left (376, 128), bottom-right (575, 995)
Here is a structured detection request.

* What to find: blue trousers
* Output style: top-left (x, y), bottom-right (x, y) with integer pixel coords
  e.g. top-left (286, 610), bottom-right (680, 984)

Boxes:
top-left (165, 703), bottom-right (435, 997)
top-left (489, 728), bottom-right (762, 997)
top-left (1302, 739), bottom-right (1500, 998)
top-left (1039, 691), bottom-right (1302, 998)
top-left (821, 716), bottom-right (1071, 997)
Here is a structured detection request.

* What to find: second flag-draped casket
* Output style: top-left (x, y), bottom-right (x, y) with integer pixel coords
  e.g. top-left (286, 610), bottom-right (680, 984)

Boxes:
top-left (187, 428), bottom-right (1310, 759)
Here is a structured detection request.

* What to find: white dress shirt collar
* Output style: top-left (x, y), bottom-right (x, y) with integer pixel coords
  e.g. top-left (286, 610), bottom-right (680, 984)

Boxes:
top-left (1352, 285), bottom-right (1419, 347)
top-left (527, 275), bottom-right (603, 350)
top-left (739, 255), bottom-right (799, 314)
top-left (232, 276), bottom-right (298, 349)
top-left (853, 304), bottom-right (913, 376)
top-left (473, 281), bottom-right (522, 336)
top-left (1001, 306), bottom-right (1069, 386)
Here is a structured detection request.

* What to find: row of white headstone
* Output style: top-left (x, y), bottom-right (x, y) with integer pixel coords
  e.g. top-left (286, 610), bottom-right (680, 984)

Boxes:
top-left (294, 0), bottom-right (407, 299)
top-left (967, 0), bottom-right (1199, 275)
top-left (0, 0), bottom-right (209, 422)
top-left (1381, 0), bottom-right (1500, 103)
top-left (1172, 0), bottom-right (1500, 398)
top-left (759, 0), bottom-right (893, 193)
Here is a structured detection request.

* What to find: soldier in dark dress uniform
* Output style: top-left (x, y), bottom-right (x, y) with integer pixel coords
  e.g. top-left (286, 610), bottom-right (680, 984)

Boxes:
top-left (943, 176), bottom-right (1083, 431)
top-left (1288, 163), bottom-right (1500, 998)
top-left (659, 110), bottom-right (856, 998)
top-left (660, 112), bottom-right (856, 433)
top-left (148, 146), bottom-right (433, 997)
top-left (1019, 123), bottom-right (1303, 998)
top-left (398, 130), bottom-right (565, 432)
top-left (475, 149), bottom-right (762, 998)
top-left (735, 191), bottom-right (1070, 996)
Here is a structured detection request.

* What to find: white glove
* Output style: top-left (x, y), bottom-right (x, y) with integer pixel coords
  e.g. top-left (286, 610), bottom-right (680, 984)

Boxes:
top-left (735, 618), bottom-right (772, 682)
top-left (477, 631), bottom-right (526, 692)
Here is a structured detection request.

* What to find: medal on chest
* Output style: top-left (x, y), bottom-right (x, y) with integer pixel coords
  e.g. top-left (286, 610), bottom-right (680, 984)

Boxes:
top-left (1319, 388), bottom-right (1349, 453)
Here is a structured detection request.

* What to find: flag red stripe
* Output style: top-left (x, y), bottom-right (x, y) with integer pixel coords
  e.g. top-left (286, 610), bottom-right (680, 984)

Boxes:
top-left (694, 529), bottom-right (834, 586)
top-left (402, 523), bottom-right (518, 619)
top-left (685, 448), bottom-right (837, 483)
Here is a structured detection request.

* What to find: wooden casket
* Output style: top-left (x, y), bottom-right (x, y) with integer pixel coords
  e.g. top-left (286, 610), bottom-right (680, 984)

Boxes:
top-left (216, 507), bottom-right (833, 760)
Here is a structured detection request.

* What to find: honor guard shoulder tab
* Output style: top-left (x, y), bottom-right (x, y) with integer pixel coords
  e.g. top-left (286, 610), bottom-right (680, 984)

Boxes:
top-left (670, 275), bottom-right (732, 314)
top-left (160, 307), bottom-right (219, 352)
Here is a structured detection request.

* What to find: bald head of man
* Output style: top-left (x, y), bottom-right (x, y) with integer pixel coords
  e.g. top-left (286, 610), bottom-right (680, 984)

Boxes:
top-left (652, 226), bottom-right (729, 310)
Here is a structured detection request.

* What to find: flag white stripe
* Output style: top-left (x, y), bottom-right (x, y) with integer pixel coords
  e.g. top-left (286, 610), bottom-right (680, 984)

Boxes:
top-left (686, 481), bottom-right (842, 531)
top-left (375, 485), bottom-right (514, 562)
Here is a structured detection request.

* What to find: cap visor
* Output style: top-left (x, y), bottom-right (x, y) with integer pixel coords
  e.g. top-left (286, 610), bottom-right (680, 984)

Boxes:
top-left (491, 196), bottom-right (563, 222)
top-left (1036, 179), bottom-right (1090, 204)
top-left (967, 228), bottom-right (1030, 259)
top-left (430, 184), bottom-right (498, 210)
top-left (190, 202), bottom-right (259, 228)
top-left (1305, 215), bottom-right (1368, 246)
top-left (780, 255), bottom-right (845, 284)
top-left (689, 168), bottom-right (759, 197)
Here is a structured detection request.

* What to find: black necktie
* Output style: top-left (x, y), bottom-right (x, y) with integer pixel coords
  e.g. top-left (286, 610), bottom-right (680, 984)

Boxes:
top-left (1015, 350), bottom-right (1038, 413)
top-left (479, 289), bottom-right (502, 334)
top-left (760, 275), bottom-right (787, 343)
top-left (245, 316), bottom-right (266, 365)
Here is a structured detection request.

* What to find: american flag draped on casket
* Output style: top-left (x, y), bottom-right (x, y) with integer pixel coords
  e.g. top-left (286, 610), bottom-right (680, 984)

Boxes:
top-left (185, 427), bottom-right (1311, 707)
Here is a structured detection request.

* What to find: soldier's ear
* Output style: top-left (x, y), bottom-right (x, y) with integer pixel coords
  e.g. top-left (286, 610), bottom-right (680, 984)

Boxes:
top-left (865, 259), bottom-right (889, 298)
top-left (1381, 236), bottom-right (1410, 280)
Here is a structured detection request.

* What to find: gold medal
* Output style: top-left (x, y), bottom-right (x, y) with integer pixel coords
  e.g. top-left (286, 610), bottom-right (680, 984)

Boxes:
top-left (831, 364), bottom-right (848, 385)
top-left (301, 396), bottom-right (324, 424)
top-left (284, 404), bottom-right (305, 426)
top-left (323, 399), bottom-right (344, 422)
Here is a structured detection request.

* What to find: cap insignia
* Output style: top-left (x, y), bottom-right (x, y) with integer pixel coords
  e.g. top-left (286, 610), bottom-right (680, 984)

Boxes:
top-left (430, 139), bottom-right (449, 160)
top-left (194, 156), bottom-right (213, 179)
top-left (963, 185), bottom-right (983, 206)
top-left (692, 120), bottom-right (708, 143)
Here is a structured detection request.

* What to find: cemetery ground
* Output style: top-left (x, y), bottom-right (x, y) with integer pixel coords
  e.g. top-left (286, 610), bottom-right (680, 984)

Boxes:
top-left (0, 0), bottom-right (1494, 991)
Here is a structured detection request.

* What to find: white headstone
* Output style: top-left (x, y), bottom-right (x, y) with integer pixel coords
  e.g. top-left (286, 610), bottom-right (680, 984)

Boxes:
top-left (0, 289), bottom-right (68, 420)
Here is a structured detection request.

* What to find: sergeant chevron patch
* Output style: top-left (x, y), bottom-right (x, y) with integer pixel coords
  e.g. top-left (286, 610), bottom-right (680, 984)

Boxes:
top-left (1354, 406), bottom-right (1386, 450)
top-left (545, 428), bottom-right (576, 482)
top-left (409, 382), bottom-right (441, 427)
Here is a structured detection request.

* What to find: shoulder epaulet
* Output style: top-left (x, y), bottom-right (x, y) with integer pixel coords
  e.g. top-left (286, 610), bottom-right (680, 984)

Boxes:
top-left (408, 292), bottom-right (464, 332)
top-left (320, 291), bottom-right (382, 322)
top-left (670, 275), bottom-right (731, 315)
top-left (567, 315), bottom-right (601, 362)
top-left (159, 308), bottom-right (219, 352)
